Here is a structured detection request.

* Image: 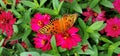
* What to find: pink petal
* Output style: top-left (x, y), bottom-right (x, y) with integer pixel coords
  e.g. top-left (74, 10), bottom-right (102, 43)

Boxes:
top-left (68, 27), bottom-right (79, 34)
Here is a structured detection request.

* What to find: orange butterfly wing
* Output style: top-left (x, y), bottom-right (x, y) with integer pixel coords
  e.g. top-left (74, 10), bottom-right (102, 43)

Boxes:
top-left (38, 13), bottom-right (78, 35)
top-left (38, 19), bottom-right (62, 34)
top-left (62, 13), bottom-right (78, 32)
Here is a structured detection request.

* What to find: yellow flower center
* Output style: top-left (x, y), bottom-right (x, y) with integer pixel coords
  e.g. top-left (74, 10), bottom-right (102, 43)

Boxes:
top-left (113, 25), bottom-right (118, 31)
top-left (63, 33), bottom-right (70, 40)
top-left (41, 40), bottom-right (45, 45)
top-left (94, 12), bottom-right (98, 17)
top-left (0, 18), bottom-right (5, 24)
top-left (38, 20), bottom-right (44, 27)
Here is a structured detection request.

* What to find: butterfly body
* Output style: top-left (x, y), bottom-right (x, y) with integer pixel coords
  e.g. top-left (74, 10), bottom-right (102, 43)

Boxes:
top-left (39, 13), bottom-right (78, 35)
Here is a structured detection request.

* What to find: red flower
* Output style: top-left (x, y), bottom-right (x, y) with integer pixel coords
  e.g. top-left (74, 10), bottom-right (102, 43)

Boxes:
top-left (16, 0), bottom-right (20, 5)
top-left (81, 44), bottom-right (88, 52)
top-left (33, 33), bottom-right (51, 51)
top-left (9, 40), bottom-right (18, 45)
top-left (28, 54), bottom-right (32, 56)
top-left (21, 42), bottom-right (27, 48)
top-left (55, 27), bottom-right (81, 50)
top-left (0, 11), bottom-right (16, 36)
top-left (105, 17), bottom-right (120, 37)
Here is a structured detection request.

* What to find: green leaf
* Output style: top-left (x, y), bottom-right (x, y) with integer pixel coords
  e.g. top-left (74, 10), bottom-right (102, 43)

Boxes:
top-left (72, 0), bottom-right (82, 13)
top-left (10, 33), bottom-right (24, 40)
top-left (24, 38), bottom-right (33, 48)
top-left (11, 0), bottom-right (15, 10)
top-left (89, 0), bottom-right (100, 8)
top-left (58, 47), bottom-right (67, 52)
top-left (23, 9), bottom-right (31, 24)
top-left (2, 48), bottom-right (12, 56)
top-left (80, 3), bottom-right (89, 9)
top-left (21, 23), bottom-right (30, 29)
top-left (28, 48), bottom-right (42, 53)
top-left (0, 47), bottom-right (3, 55)
top-left (10, 27), bottom-right (31, 41)
top-left (17, 4), bottom-right (25, 12)
top-left (0, 0), bottom-right (6, 9)
top-left (58, 1), bottom-right (64, 14)
top-left (87, 21), bottom-right (104, 33)
top-left (13, 25), bottom-right (19, 33)
top-left (90, 45), bottom-right (98, 56)
top-left (99, 36), bottom-right (113, 44)
top-left (28, 47), bottom-right (44, 55)
top-left (98, 43), bottom-right (110, 50)
top-left (78, 18), bottom-right (89, 39)
top-left (97, 23), bottom-right (106, 31)
top-left (52, 0), bottom-right (59, 10)
top-left (92, 5), bottom-right (101, 13)
top-left (12, 9), bottom-right (22, 18)
top-left (22, 1), bottom-right (37, 9)
top-left (114, 47), bottom-right (120, 54)
top-left (22, 28), bottom-right (31, 41)
top-left (77, 49), bottom-right (94, 55)
top-left (15, 19), bottom-right (24, 24)
top-left (90, 31), bottom-right (100, 44)
top-left (100, 0), bottom-right (114, 8)
top-left (51, 36), bottom-right (60, 56)
top-left (108, 41), bottom-right (120, 56)
top-left (78, 18), bottom-right (87, 31)
top-left (84, 32), bottom-right (89, 40)
top-left (16, 43), bottom-right (25, 52)
top-left (20, 52), bottom-right (40, 56)
top-left (41, 53), bottom-right (53, 56)
top-left (40, 0), bottom-right (47, 7)
top-left (86, 16), bottom-right (92, 25)
top-left (37, 8), bottom-right (57, 15)
top-left (0, 35), bottom-right (3, 40)
top-left (0, 39), bottom-right (4, 46)
top-left (99, 52), bottom-right (108, 56)
top-left (33, 0), bottom-right (39, 8)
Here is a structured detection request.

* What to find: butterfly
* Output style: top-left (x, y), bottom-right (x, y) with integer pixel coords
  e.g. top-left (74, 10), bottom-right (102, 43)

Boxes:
top-left (38, 13), bottom-right (78, 35)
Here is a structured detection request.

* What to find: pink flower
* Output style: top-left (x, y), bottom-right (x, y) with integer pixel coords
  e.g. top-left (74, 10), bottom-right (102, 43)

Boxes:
top-left (0, 11), bottom-right (16, 36)
top-left (82, 7), bottom-right (94, 22)
top-left (33, 33), bottom-right (51, 51)
top-left (31, 13), bottom-right (51, 32)
top-left (118, 54), bottom-right (120, 56)
top-left (82, 8), bottom-right (106, 22)
top-left (113, 0), bottom-right (120, 13)
top-left (55, 27), bottom-right (81, 50)
top-left (105, 17), bottom-right (120, 37)
top-left (93, 11), bottom-right (106, 22)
